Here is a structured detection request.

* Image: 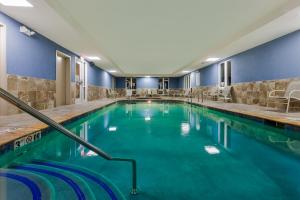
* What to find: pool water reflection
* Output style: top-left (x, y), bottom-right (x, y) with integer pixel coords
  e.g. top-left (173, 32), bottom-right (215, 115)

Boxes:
top-left (1, 101), bottom-right (300, 199)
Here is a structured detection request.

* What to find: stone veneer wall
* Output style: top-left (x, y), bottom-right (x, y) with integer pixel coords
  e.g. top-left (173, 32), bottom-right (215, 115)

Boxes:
top-left (193, 77), bottom-right (300, 111)
top-left (6, 74), bottom-right (77, 115)
top-left (115, 88), bottom-right (126, 97)
top-left (87, 85), bottom-right (108, 101)
top-left (7, 74), bottom-right (56, 114)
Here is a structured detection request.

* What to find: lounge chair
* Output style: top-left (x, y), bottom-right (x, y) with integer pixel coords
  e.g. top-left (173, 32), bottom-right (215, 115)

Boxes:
top-left (268, 80), bottom-right (300, 113)
top-left (203, 87), bottom-right (219, 101)
top-left (183, 89), bottom-right (192, 99)
top-left (152, 89), bottom-right (159, 97)
top-left (126, 89), bottom-right (132, 99)
top-left (218, 86), bottom-right (232, 102)
top-left (136, 89), bottom-right (143, 97)
top-left (107, 89), bottom-right (117, 99)
top-left (147, 89), bottom-right (152, 97)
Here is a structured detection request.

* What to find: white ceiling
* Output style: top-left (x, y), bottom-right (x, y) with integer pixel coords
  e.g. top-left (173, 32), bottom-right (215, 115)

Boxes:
top-left (1, 0), bottom-right (300, 77)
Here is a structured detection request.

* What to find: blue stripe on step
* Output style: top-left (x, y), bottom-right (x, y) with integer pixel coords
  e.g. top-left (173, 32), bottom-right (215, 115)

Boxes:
top-left (13, 165), bottom-right (85, 200)
top-left (0, 172), bottom-right (42, 200)
top-left (32, 161), bottom-right (118, 200)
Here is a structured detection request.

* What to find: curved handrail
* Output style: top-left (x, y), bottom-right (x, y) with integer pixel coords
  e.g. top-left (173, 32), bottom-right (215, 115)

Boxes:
top-left (0, 87), bottom-right (137, 195)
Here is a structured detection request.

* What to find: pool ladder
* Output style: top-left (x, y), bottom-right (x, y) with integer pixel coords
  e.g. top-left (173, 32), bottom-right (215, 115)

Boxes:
top-left (0, 87), bottom-right (138, 195)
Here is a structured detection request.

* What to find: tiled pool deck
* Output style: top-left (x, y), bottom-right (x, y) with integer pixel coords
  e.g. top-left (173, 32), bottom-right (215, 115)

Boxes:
top-left (1, 97), bottom-right (300, 147)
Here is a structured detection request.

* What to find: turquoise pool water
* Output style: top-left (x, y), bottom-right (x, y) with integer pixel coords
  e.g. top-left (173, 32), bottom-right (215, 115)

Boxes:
top-left (1, 101), bottom-right (300, 199)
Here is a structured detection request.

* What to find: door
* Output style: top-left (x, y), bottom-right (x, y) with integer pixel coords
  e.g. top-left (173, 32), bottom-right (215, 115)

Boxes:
top-left (75, 60), bottom-right (87, 103)
top-left (56, 51), bottom-right (71, 107)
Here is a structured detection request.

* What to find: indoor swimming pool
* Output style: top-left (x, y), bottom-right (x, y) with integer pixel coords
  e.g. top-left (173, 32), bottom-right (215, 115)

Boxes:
top-left (1, 101), bottom-right (300, 200)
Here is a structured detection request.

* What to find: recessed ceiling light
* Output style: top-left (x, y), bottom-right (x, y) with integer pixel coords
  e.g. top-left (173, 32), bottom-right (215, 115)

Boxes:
top-left (0, 0), bottom-right (33, 7)
top-left (145, 75), bottom-right (151, 78)
top-left (206, 57), bottom-right (220, 62)
top-left (86, 56), bottom-right (101, 61)
top-left (182, 70), bottom-right (190, 73)
top-left (109, 70), bottom-right (117, 73)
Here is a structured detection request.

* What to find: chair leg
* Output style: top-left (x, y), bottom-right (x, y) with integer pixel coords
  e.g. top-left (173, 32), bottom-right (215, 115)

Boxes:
top-left (286, 98), bottom-right (291, 113)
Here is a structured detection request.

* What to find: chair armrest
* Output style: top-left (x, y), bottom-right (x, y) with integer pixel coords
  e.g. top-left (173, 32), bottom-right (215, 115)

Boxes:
top-left (289, 89), bottom-right (300, 99)
top-left (268, 90), bottom-right (285, 97)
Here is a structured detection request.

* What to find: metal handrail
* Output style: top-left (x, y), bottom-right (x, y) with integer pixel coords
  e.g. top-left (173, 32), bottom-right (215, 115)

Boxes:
top-left (0, 87), bottom-right (137, 195)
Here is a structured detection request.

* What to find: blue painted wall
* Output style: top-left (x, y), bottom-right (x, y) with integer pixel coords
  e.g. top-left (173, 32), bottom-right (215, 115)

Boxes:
top-left (116, 77), bottom-right (180, 89)
top-left (198, 29), bottom-right (300, 86)
top-left (136, 77), bottom-right (159, 88)
top-left (169, 77), bottom-right (180, 88)
top-left (116, 77), bottom-right (126, 88)
top-left (178, 76), bottom-right (184, 88)
top-left (0, 11), bottom-right (113, 87)
top-left (87, 63), bottom-right (112, 87)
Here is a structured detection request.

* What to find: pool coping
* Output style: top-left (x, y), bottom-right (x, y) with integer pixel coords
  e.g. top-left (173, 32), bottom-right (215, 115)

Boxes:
top-left (1, 98), bottom-right (300, 154)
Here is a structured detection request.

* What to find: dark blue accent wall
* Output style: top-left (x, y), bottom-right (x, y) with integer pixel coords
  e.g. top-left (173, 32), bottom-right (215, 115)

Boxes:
top-left (198, 29), bottom-right (300, 86)
top-left (169, 77), bottom-right (179, 88)
top-left (116, 77), bottom-right (125, 88)
top-left (0, 11), bottom-right (113, 87)
top-left (178, 76), bottom-right (184, 88)
top-left (136, 77), bottom-right (159, 88)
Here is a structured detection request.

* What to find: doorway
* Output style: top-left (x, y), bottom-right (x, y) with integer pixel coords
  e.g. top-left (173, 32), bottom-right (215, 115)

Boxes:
top-left (75, 58), bottom-right (87, 103)
top-left (56, 51), bottom-right (71, 107)
top-left (0, 23), bottom-right (7, 115)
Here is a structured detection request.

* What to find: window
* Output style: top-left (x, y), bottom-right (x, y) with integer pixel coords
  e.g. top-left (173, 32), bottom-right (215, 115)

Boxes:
top-left (125, 77), bottom-right (136, 89)
top-left (158, 78), bottom-right (169, 90)
top-left (183, 74), bottom-right (191, 89)
top-left (111, 77), bottom-right (116, 89)
top-left (219, 60), bottom-right (231, 87)
top-left (195, 72), bottom-right (200, 87)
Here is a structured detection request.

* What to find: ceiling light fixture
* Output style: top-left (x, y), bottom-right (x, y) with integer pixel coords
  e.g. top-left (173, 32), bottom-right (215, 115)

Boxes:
top-left (145, 75), bottom-right (151, 78)
top-left (86, 56), bottom-right (101, 61)
top-left (109, 70), bottom-right (117, 73)
top-left (0, 0), bottom-right (33, 7)
top-left (182, 70), bottom-right (190, 73)
top-left (206, 57), bottom-right (220, 62)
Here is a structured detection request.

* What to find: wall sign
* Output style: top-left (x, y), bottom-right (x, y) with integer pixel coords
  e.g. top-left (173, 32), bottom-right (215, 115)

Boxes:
top-left (14, 131), bottom-right (42, 150)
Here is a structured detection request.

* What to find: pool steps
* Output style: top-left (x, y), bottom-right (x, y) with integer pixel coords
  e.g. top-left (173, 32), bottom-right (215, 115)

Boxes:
top-left (0, 160), bottom-right (124, 200)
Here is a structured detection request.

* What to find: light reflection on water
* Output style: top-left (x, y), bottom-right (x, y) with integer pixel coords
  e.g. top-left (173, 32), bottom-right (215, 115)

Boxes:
top-left (2, 101), bottom-right (300, 199)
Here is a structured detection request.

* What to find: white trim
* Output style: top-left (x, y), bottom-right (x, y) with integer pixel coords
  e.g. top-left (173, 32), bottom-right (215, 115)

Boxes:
top-left (55, 50), bottom-right (72, 106)
top-left (75, 57), bottom-right (88, 103)
top-left (0, 23), bottom-right (7, 115)
top-left (218, 60), bottom-right (232, 87)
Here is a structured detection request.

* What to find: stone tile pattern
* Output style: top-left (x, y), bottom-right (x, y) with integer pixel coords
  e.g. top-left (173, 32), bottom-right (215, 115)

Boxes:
top-left (6, 74), bottom-right (79, 115)
top-left (87, 85), bottom-right (108, 101)
top-left (7, 74), bottom-right (56, 115)
top-left (70, 82), bottom-right (76, 104)
top-left (115, 89), bottom-right (126, 97)
top-left (193, 77), bottom-right (300, 111)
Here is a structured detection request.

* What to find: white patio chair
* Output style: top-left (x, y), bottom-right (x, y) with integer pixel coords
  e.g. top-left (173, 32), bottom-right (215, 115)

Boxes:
top-left (203, 87), bottom-right (219, 101)
top-left (183, 89), bottom-right (192, 99)
top-left (126, 89), bottom-right (132, 99)
top-left (268, 80), bottom-right (300, 113)
top-left (152, 89), bottom-right (158, 97)
top-left (218, 86), bottom-right (232, 102)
